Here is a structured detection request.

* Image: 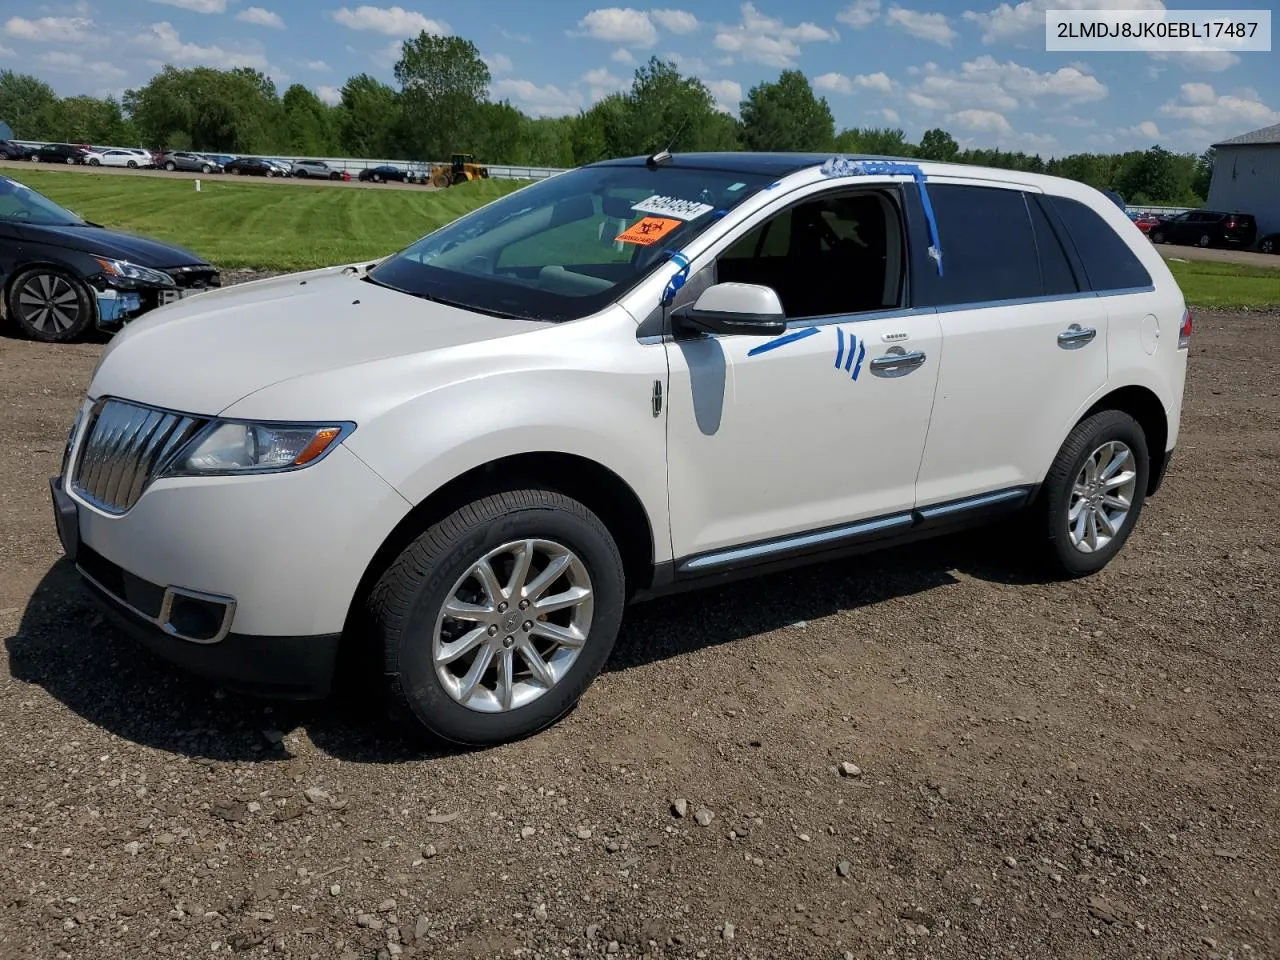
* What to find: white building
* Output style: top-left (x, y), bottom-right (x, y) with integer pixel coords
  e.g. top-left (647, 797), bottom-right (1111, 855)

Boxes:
top-left (1207, 122), bottom-right (1280, 241)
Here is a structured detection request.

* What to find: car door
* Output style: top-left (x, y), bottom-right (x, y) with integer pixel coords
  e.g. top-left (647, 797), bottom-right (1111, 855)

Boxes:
top-left (911, 181), bottom-right (1110, 505)
top-left (663, 183), bottom-right (943, 565)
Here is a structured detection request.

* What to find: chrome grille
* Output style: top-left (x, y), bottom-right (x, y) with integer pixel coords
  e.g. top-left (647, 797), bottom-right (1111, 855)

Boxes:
top-left (70, 399), bottom-right (206, 514)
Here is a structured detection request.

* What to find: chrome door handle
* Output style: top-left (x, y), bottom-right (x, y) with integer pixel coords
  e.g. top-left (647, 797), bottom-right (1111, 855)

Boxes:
top-left (870, 350), bottom-right (927, 372)
top-left (1058, 324), bottom-right (1097, 346)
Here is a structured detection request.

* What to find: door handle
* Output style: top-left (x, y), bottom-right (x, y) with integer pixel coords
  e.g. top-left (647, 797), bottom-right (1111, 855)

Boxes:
top-left (870, 350), bottom-right (927, 372)
top-left (1057, 324), bottom-right (1097, 346)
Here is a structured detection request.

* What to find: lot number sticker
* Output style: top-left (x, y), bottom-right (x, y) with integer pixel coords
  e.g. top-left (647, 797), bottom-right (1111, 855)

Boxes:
top-left (616, 216), bottom-right (682, 246)
top-left (630, 194), bottom-right (714, 220)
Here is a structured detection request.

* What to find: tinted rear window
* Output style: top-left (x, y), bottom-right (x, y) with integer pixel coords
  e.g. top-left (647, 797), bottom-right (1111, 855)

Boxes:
top-left (919, 184), bottom-right (1042, 306)
top-left (1043, 195), bottom-right (1152, 292)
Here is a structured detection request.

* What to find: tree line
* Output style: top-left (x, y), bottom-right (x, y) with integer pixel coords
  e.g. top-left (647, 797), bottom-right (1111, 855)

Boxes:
top-left (0, 33), bottom-right (1213, 206)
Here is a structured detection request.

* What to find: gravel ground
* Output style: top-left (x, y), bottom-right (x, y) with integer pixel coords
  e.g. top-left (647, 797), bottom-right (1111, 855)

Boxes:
top-left (1, 295), bottom-right (1278, 960)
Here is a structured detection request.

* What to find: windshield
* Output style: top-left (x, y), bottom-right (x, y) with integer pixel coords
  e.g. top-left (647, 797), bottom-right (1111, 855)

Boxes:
top-left (0, 177), bottom-right (84, 226)
top-left (367, 163), bottom-right (773, 322)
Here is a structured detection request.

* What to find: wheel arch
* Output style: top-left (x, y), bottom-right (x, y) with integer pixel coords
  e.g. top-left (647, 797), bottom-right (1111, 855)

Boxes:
top-left (342, 451), bottom-right (658, 639)
top-left (1079, 384), bottom-right (1170, 495)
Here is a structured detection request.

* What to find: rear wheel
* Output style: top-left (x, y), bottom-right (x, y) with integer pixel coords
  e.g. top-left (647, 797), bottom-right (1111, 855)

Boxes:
top-left (6, 268), bottom-right (95, 343)
top-left (1261, 237), bottom-right (1276, 255)
top-left (1197, 234), bottom-right (1211, 247)
top-left (1036, 410), bottom-right (1150, 578)
top-left (65, 156), bottom-right (75, 165)
top-left (1151, 230), bottom-right (1165, 243)
top-left (367, 489), bottom-right (625, 745)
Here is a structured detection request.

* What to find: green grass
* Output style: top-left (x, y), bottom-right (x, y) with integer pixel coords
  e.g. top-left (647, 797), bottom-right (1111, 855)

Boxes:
top-left (6, 169), bottom-right (529, 271)
top-left (1163, 257), bottom-right (1280, 309)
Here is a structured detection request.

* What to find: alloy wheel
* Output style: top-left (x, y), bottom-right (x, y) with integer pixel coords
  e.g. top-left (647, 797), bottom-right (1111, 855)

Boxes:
top-left (16, 273), bottom-right (82, 336)
top-left (1067, 440), bottom-right (1138, 554)
top-left (432, 538), bottom-right (594, 713)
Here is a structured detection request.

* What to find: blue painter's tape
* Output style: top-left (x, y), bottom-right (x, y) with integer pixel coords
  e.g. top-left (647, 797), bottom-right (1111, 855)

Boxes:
top-left (816, 157), bottom-right (943, 276)
top-left (844, 332), bottom-right (857, 372)
top-left (852, 340), bottom-right (866, 380)
top-left (834, 327), bottom-right (845, 369)
top-left (662, 250), bottom-right (692, 304)
top-left (747, 325), bottom-right (820, 356)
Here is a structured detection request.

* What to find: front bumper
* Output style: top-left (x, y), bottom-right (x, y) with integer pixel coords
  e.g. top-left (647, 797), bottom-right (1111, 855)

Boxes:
top-left (51, 475), bottom-right (341, 697)
top-left (92, 267), bottom-right (222, 330)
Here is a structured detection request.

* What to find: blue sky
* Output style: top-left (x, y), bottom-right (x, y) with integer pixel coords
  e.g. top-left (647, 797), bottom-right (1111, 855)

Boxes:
top-left (2, 0), bottom-right (1276, 155)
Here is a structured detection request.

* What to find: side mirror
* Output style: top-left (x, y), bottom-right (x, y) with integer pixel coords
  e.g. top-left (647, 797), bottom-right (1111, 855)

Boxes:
top-left (672, 283), bottom-right (787, 337)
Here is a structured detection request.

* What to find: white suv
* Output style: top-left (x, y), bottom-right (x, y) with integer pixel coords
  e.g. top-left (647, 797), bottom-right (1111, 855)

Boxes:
top-left (50, 152), bottom-right (1190, 745)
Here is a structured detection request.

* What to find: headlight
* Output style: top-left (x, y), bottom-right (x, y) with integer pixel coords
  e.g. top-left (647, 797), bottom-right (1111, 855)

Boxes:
top-left (94, 257), bottom-right (176, 287)
top-left (160, 421), bottom-right (354, 477)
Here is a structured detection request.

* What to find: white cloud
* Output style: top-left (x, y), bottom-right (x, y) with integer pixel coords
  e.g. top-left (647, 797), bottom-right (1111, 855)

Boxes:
top-left (882, 107), bottom-right (900, 122)
top-left (331, 5), bottom-right (449, 36)
top-left (372, 39), bottom-right (402, 68)
top-left (483, 51), bottom-right (513, 75)
top-left (577, 8), bottom-right (657, 47)
top-left (907, 56), bottom-right (1107, 114)
top-left (306, 59), bottom-right (330, 71)
top-left (4, 15), bottom-right (95, 43)
top-left (134, 21), bottom-right (267, 70)
top-left (611, 46), bottom-right (635, 63)
top-left (962, 0), bottom-right (1165, 45)
top-left (949, 108), bottom-right (1014, 135)
top-left (582, 66), bottom-right (626, 102)
top-left (317, 84), bottom-right (342, 105)
top-left (707, 78), bottom-right (742, 114)
top-left (1052, 114), bottom-right (1096, 127)
top-left (814, 71), bottom-right (893, 95)
top-left (146, 0), bottom-right (227, 13)
top-left (713, 2), bottom-right (839, 68)
top-left (1157, 83), bottom-right (1279, 133)
top-left (667, 52), bottom-right (710, 73)
top-left (500, 29), bottom-right (531, 43)
top-left (1148, 50), bottom-right (1240, 72)
top-left (0, 44), bottom-right (15, 57)
top-left (651, 9), bottom-right (699, 33)
top-left (37, 50), bottom-right (126, 78)
top-left (236, 7), bottom-right (284, 28)
top-left (491, 78), bottom-right (584, 117)
top-left (1128, 120), bottom-right (1161, 138)
top-left (837, 0), bottom-right (881, 28)
top-left (885, 6), bottom-right (957, 45)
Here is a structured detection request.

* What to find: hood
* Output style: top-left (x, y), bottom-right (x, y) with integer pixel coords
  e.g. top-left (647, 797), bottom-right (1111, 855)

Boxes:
top-left (89, 270), bottom-right (543, 414)
top-left (21, 223), bottom-right (208, 267)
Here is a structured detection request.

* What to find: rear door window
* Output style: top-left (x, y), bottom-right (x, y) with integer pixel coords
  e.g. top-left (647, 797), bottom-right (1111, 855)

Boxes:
top-left (917, 183), bottom-right (1043, 306)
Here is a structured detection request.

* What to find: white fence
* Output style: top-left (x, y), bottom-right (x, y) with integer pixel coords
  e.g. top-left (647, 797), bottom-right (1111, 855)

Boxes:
top-left (9, 140), bottom-right (568, 181)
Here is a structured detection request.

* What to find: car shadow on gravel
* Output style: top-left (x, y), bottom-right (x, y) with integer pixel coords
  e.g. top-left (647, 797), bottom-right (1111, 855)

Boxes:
top-left (6, 526), bottom-right (1050, 763)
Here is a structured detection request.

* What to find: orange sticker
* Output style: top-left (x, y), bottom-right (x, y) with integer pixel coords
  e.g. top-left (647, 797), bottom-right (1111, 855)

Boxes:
top-left (615, 216), bottom-right (681, 246)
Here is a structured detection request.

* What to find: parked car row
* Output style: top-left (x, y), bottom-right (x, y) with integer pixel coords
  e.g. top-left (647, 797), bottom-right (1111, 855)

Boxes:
top-left (1126, 207), bottom-right (1280, 255)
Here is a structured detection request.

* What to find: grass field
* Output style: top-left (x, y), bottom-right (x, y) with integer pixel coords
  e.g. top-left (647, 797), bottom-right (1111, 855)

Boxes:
top-left (8, 169), bottom-right (528, 271)
top-left (8, 168), bottom-right (1280, 307)
top-left (1163, 258), bottom-right (1280, 309)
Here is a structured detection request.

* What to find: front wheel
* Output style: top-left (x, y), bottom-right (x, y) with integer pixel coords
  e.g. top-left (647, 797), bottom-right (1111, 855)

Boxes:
top-left (88, 158), bottom-right (101, 166)
top-left (164, 161), bottom-right (176, 171)
top-left (1151, 231), bottom-right (1164, 244)
top-left (201, 164), bottom-right (211, 173)
top-left (1197, 234), bottom-right (1211, 248)
top-left (1037, 410), bottom-right (1150, 578)
top-left (6, 268), bottom-right (95, 343)
top-left (127, 160), bottom-right (137, 168)
top-left (367, 489), bottom-right (626, 746)
top-left (1262, 237), bottom-right (1276, 255)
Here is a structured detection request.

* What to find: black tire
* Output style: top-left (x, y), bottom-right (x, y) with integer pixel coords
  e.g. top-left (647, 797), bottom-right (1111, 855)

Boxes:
top-left (164, 161), bottom-right (176, 171)
top-left (88, 158), bottom-right (100, 166)
top-left (6, 267), bottom-right (95, 343)
top-left (201, 164), bottom-right (211, 173)
top-left (127, 160), bottom-right (137, 168)
top-left (1198, 234), bottom-right (1211, 248)
top-left (368, 489), bottom-right (626, 746)
top-left (1151, 231), bottom-right (1164, 243)
top-left (1037, 410), bottom-right (1150, 578)
top-left (1262, 238), bottom-right (1276, 255)
top-left (65, 156), bottom-right (75, 165)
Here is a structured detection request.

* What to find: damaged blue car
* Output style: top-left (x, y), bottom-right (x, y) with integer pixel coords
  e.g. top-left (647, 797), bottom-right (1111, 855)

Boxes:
top-left (0, 174), bottom-right (220, 343)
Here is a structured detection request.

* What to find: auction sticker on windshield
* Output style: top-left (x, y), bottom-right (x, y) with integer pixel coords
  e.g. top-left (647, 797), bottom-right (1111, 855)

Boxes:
top-left (630, 195), bottom-right (714, 220)
top-left (616, 216), bottom-right (682, 246)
